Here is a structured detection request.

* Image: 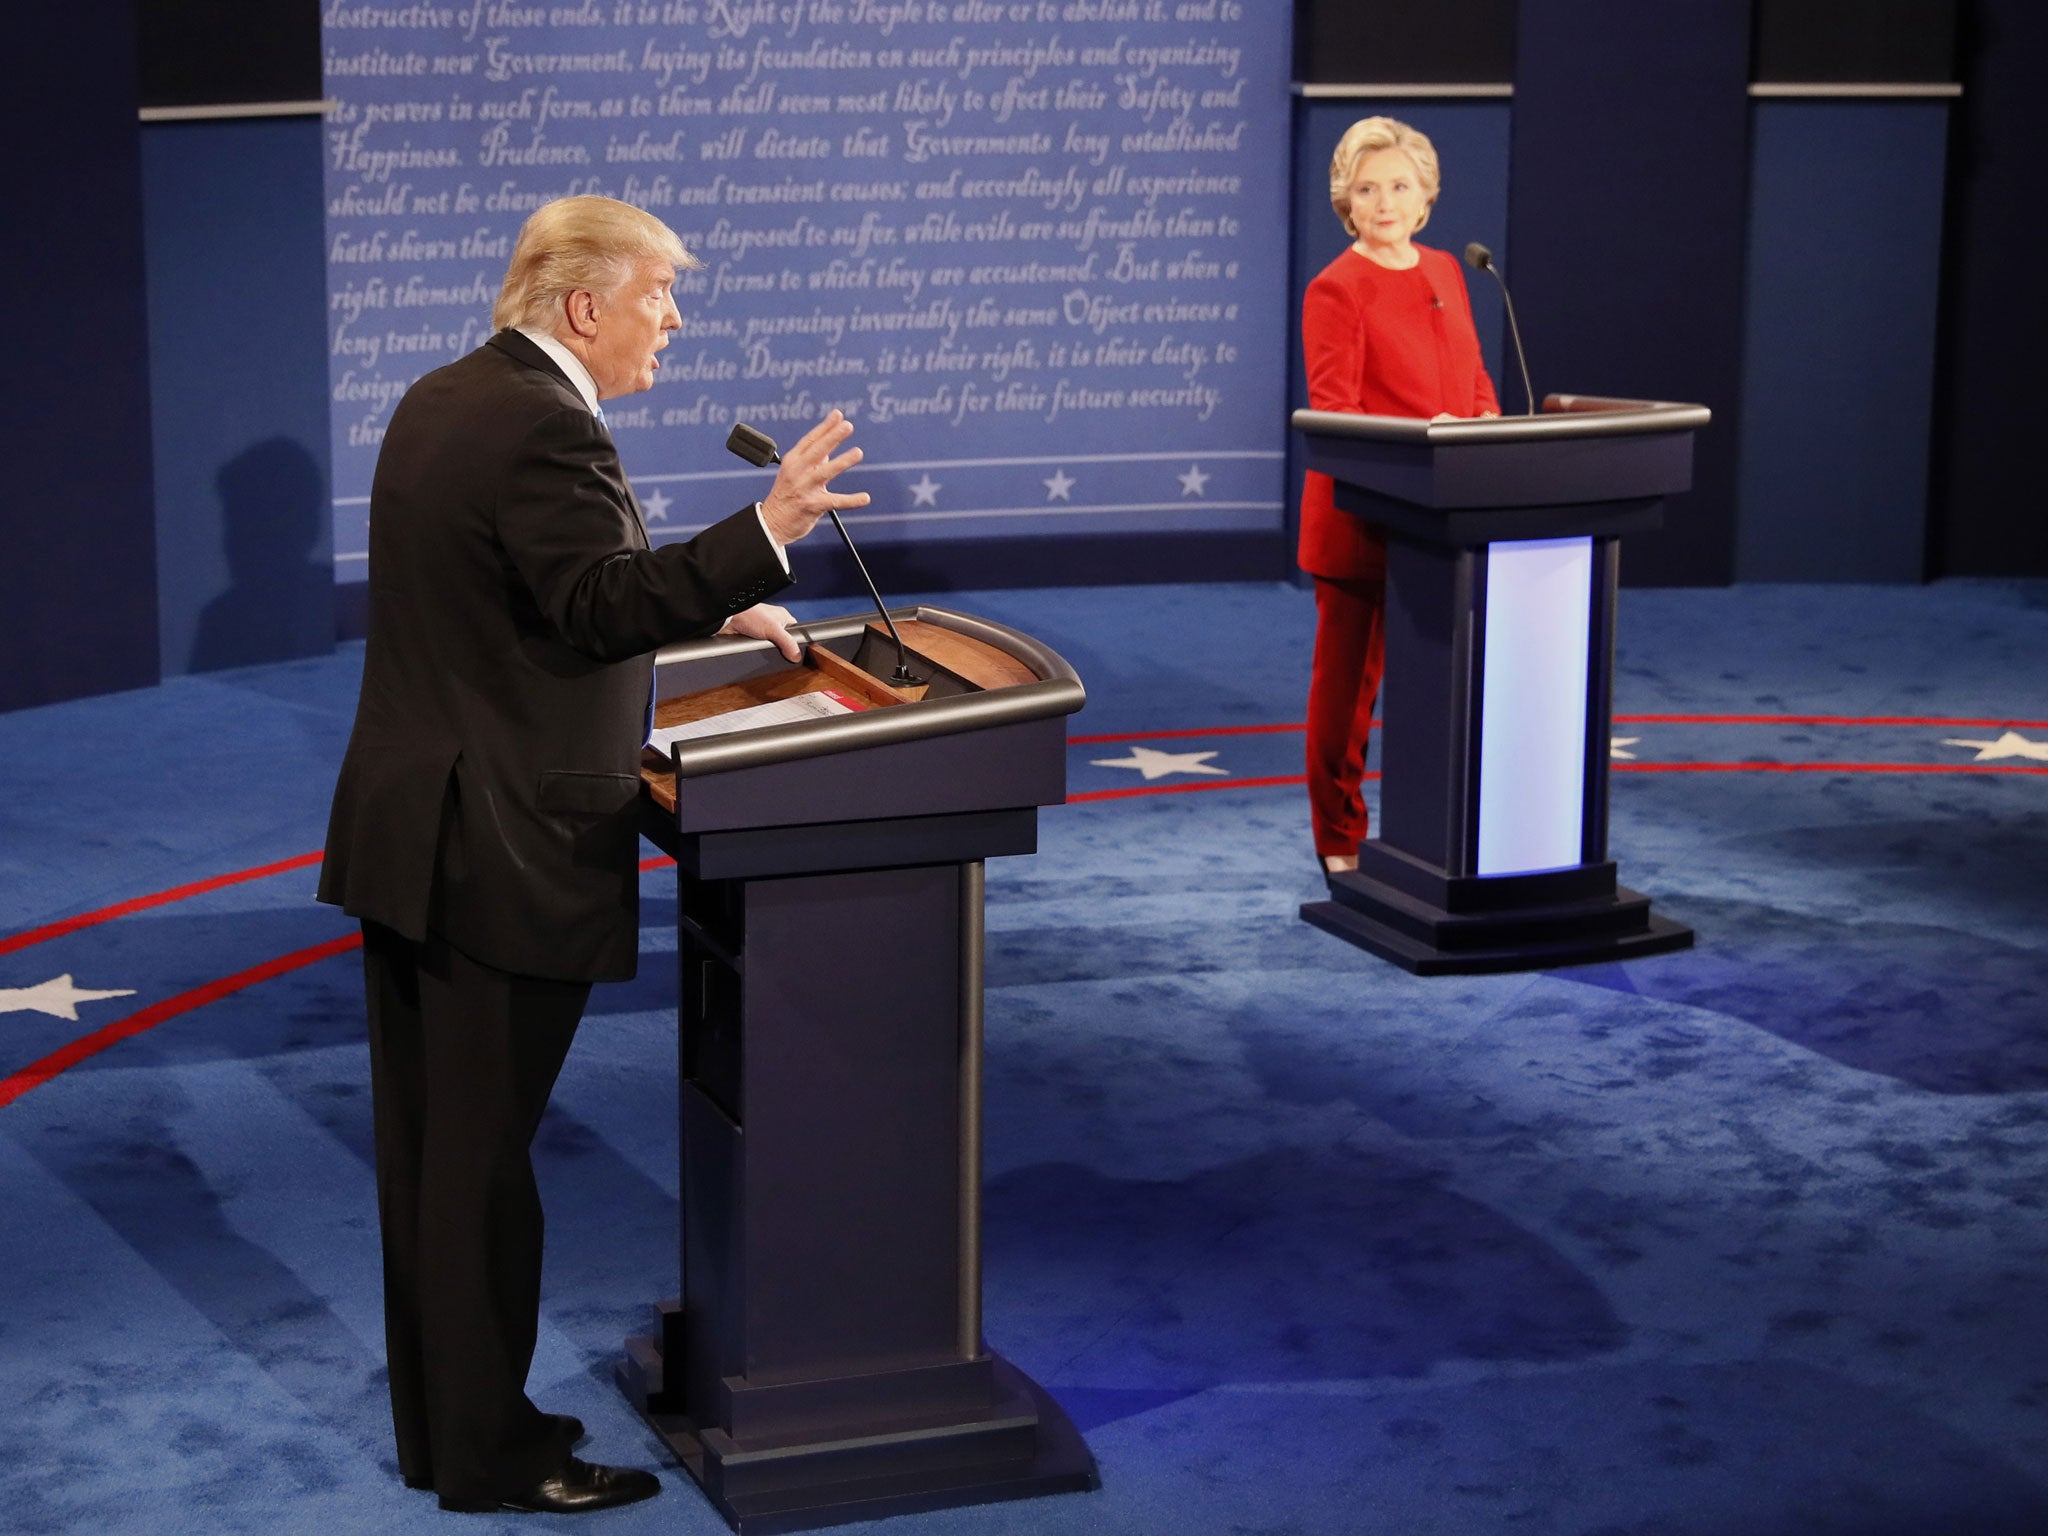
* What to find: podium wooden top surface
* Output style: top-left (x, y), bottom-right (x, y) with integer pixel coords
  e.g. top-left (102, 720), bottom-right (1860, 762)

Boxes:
top-left (639, 609), bottom-right (1082, 819)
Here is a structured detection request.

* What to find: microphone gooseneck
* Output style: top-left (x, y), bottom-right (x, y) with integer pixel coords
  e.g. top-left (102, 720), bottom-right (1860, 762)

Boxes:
top-left (722, 422), bottom-right (923, 688)
top-left (1463, 242), bottom-right (1537, 417)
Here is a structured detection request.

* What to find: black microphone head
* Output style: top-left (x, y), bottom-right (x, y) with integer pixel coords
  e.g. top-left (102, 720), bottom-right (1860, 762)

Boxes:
top-left (1463, 242), bottom-right (1495, 272)
top-left (725, 422), bottom-right (781, 466)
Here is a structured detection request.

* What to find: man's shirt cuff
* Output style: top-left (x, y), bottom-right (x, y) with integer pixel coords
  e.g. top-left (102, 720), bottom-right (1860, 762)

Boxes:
top-left (753, 502), bottom-right (791, 574)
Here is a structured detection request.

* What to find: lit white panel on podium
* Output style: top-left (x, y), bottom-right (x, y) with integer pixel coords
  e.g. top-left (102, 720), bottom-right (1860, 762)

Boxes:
top-left (1476, 536), bottom-right (1592, 875)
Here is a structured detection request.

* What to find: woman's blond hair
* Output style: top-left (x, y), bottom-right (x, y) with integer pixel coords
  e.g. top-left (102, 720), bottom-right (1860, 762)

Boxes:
top-left (1328, 116), bottom-right (1442, 238)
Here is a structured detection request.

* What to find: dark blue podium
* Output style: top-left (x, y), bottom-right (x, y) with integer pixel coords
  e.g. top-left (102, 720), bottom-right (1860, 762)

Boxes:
top-left (1293, 394), bottom-right (1708, 975)
top-left (618, 608), bottom-right (1097, 1533)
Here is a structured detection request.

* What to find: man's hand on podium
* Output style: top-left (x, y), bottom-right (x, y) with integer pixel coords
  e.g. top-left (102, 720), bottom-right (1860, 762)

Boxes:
top-left (720, 602), bottom-right (804, 662)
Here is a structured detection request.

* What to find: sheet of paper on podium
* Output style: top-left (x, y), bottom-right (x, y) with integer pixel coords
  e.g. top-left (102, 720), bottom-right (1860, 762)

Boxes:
top-left (647, 688), bottom-right (868, 753)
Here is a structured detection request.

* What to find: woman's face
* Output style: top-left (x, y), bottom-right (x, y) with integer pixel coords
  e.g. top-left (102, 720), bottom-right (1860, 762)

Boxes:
top-left (1346, 146), bottom-right (1430, 253)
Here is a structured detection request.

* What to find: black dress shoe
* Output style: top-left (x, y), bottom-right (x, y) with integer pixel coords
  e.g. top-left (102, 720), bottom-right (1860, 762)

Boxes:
top-left (441, 1457), bottom-right (660, 1515)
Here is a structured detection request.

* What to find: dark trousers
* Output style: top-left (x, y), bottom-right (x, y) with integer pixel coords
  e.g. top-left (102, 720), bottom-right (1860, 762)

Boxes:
top-left (1306, 574), bottom-right (1387, 857)
top-left (361, 920), bottom-right (589, 1503)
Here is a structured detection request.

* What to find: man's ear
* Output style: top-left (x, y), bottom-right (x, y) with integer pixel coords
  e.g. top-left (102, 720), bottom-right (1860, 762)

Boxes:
top-left (563, 288), bottom-right (601, 338)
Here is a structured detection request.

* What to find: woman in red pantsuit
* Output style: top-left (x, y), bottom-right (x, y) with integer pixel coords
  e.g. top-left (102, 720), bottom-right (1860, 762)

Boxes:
top-left (1301, 116), bottom-right (1499, 877)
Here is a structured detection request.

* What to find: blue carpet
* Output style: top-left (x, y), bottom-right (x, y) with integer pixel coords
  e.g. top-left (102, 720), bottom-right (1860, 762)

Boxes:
top-left (2, 579), bottom-right (2045, 1535)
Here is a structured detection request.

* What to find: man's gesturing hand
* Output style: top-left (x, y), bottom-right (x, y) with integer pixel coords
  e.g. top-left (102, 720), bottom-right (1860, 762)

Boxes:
top-left (759, 410), bottom-right (867, 547)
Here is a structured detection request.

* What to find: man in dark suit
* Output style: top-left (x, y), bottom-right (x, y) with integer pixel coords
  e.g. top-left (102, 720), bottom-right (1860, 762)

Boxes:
top-left (319, 195), bottom-right (865, 1514)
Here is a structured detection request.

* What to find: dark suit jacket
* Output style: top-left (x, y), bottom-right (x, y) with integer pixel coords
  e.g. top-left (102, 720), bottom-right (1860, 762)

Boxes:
top-left (319, 330), bottom-right (789, 982)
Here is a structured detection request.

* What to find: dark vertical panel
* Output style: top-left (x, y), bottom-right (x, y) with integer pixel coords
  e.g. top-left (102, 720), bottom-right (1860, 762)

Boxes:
top-left (1931, 0), bottom-right (2048, 576)
top-left (1294, 0), bottom-right (1515, 84)
top-left (0, 2), bottom-right (160, 712)
top-left (1737, 103), bottom-right (1947, 581)
top-left (1752, 0), bottom-right (1959, 82)
top-left (1508, 0), bottom-right (1754, 587)
top-left (144, 119), bottom-right (334, 675)
top-left (137, 0), bottom-right (320, 108)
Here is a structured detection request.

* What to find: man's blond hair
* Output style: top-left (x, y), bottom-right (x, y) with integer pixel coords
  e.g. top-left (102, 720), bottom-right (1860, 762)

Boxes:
top-left (491, 195), bottom-right (701, 331)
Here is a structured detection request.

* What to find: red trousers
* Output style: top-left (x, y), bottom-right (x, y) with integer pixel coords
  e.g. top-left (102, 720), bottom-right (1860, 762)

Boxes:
top-left (1306, 575), bottom-right (1386, 857)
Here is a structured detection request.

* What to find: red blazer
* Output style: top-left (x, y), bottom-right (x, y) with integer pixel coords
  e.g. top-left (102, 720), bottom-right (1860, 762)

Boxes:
top-left (1299, 245), bottom-right (1500, 579)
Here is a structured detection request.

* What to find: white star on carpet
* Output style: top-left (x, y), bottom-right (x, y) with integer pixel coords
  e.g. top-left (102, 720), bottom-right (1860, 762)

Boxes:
top-left (1611, 737), bottom-right (1640, 760)
top-left (1177, 463), bottom-right (1210, 497)
top-left (908, 474), bottom-right (941, 508)
top-left (1090, 746), bottom-right (1230, 781)
top-left (642, 488), bottom-right (673, 524)
top-left (1941, 730), bottom-right (2048, 762)
top-left (1043, 469), bottom-right (1075, 502)
top-left (1, 974), bottom-right (137, 1021)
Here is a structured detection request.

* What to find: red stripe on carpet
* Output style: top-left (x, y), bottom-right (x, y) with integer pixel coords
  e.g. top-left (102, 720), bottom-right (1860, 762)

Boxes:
top-left (1068, 758), bottom-right (2048, 801)
top-left (0, 850), bottom-right (683, 960)
top-left (1070, 773), bottom-right (1318, 803)
top-left (1070, 723), bottom-right (1314, 745)
top-left (0, 850), bottom-right (327, 960)
top-left (1068, 715), bottom-right (2048, 744)
top-left (1614, 714), bottom-right (2048, 728)
top-left (7, 716), bottom-right (2032, 955)
top-left (0, 931), bottom-right (364, 1110)
top-left (1615, 761), bottom-right (2048, 774)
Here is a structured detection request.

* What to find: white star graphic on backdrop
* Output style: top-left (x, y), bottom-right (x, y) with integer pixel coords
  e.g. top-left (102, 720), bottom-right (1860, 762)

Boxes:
top-left (0, 974), bottom-right (136, 1021)
top-left (1090, 746), bottom-right (1230, 781)
top-left (1178, 464), bottom-right (1210, 497)
top-left (1941, 730), bottom-right (2048, 762)
top-left (1610, 737), bottom-right (1640, 760)
top-left (642, 488), bottom-right (673, 524)
top-left (1043, 469), bottom-right (1075, 502)
top-left (908, 474), bottom-right (941, 507)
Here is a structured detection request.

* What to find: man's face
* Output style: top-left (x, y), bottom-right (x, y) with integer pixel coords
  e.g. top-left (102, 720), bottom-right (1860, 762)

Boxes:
top-left (585, 257), bottom-right (680, 399)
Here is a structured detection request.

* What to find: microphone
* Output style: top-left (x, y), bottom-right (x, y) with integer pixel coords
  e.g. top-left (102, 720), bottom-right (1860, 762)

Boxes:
top-left (1463, 242), bottom-right (1536, 417)
top-left (724, 420), bottom-right (780, 469)
top-left (723, 422), bottom-right (924, 688)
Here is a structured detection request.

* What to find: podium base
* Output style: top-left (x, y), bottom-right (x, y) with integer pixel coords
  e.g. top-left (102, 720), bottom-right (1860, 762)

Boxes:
top-left (617, 1343), bottom-right (1098, 1534)
top-left (1303, 851), bottom-right (1693, 975)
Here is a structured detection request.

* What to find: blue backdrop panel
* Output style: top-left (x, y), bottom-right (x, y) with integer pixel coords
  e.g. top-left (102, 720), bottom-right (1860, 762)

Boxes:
top-left (1737, 101), bottom-right (1946, 583)
top-left (1508, 0), bottom-right (1753, 587)
top-left (0, 1), bottom-right (160, 714)
top-left (1285, 99), bottom-right (1511, 570)
top-left (321, 3), bottom-right (1293, 587)
top-left (144, 119), bottom-right (335, 675)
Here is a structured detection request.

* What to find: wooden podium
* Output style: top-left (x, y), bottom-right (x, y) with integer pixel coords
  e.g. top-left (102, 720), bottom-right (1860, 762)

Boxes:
top-left (1293, 394), bottom-right (1707, 975)
top-left (615, 606), bottom-right (1096, 1533)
